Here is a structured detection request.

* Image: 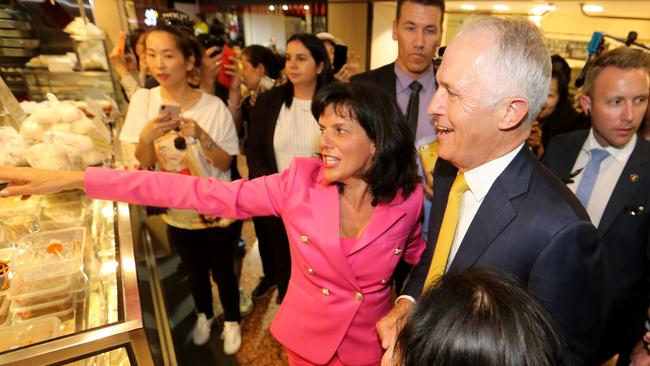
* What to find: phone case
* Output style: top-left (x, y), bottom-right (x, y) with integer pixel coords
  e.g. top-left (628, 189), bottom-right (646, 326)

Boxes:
top-left (218, 45), bottom-right (236, 89)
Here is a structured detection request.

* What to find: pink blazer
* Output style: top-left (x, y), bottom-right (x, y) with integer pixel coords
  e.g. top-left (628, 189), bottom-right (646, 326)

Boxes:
top-left (85, 157), bottom-right (425, 365)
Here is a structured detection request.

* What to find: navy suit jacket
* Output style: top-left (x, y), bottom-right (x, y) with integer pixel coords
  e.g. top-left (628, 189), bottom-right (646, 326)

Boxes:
top-left (404, 145), bottom-right (604, 365)
top-left (543, 130), bottom-right (650, 362)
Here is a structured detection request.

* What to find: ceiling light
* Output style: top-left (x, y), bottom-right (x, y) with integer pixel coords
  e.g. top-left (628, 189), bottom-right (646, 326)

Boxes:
top-left (530, 5), bottom-right (551, 15)
top-left (582, 4), bottom-right (604, 12)
top-left (268, 5), bottom-right (275, 11)
top-left (492, 4), bottom-right (510, 11)
top-left (304, 5), bottom-right (309, 10)
top-left (528, 15), bottom-right (542, 27)
top-left (460, 4), bottom-right (477, 11)
top-left (282, 4), bottom-right (289, 11)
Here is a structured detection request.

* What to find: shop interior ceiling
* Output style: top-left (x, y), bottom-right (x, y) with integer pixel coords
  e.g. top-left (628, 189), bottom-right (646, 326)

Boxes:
top-left (444, 1), bottom-right (650, 19)
top-left (197, 1), bottom-right (650, 19)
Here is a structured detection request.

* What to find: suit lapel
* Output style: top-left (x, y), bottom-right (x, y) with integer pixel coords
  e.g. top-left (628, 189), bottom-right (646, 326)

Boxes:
top-left (598, 139), bottom-right (649, 236)
top-left (308, 183), bottom-right (359, 290)
top-left (348, 199), bottom-right (406, 255)
top-left (556, 131), bottom-right (588, 181)
top-left (449, 147), bottom-right (532, 270)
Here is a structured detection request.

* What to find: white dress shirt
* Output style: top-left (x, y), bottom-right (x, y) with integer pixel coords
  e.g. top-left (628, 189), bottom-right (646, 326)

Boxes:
top-left (567, 129), bottom-right (636, 227)
top-left (446, 143), bottom-right (524, 269)
top-left (397, 143), bottom-right (523, 304)
top-left (273, 98), bottom-right (321, 172)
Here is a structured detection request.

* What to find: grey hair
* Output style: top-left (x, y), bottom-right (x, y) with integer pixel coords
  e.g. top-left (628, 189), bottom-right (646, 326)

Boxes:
top-left (460, 16), bottom-right (551, 125)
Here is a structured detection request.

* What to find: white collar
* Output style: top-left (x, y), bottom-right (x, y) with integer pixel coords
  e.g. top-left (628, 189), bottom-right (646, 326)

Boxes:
top-left (584, 129), bottom-right (636, 163)
top-left (463, 143), bottom-right (524, 201)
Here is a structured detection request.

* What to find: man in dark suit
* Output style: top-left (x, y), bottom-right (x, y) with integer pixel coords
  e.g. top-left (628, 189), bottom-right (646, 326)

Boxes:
top-left (377, 16), bottom-right (604, 366)
top-left (543, 47), bottom-right (650, 366)
top-left (352, 0), bottom-right (444, 290)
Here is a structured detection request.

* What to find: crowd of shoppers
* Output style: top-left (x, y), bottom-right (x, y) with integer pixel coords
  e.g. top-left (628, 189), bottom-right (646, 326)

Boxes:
top-left (20, 1), bottom-right (647, 365)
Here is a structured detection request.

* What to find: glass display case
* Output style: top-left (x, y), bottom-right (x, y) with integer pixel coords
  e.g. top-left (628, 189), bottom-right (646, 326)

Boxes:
top-left (0, 129), bottom-right (173, 365)
top-left (21, 70), bottom-right (118, 103)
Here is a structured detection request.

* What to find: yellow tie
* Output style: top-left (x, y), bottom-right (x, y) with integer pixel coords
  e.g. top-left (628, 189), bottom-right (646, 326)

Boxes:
top-left (424, 172), bottom-right (468, 289)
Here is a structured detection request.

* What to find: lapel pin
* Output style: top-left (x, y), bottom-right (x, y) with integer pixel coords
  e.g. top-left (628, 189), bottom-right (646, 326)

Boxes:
top-left (630, 174), bottom-right (639, 183)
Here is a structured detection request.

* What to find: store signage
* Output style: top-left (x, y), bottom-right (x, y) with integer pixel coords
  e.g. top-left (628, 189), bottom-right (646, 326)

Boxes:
top-left (0, 76), bottom-right (26, 129)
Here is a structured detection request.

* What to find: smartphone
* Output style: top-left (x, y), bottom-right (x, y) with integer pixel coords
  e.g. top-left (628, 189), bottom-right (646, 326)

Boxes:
top-left (218, 44), bottom-right (236, 89)
top-left (159, 104), bottom-right (181, 122)
top-left (118, 32), bottom-right (127, 55)
top-left (333, 45), bottom-right (348, 73)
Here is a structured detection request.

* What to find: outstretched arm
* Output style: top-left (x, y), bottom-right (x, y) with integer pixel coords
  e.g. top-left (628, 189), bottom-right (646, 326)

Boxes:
top-left (0, 167), bottom-right (84, 197)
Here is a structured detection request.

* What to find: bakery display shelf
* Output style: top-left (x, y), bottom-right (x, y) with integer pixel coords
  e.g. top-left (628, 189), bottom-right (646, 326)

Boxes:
top-left (0, 119), bottom-right (160, 364)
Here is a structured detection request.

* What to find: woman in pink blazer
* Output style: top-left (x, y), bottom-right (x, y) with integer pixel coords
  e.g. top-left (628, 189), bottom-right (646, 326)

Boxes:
top-left (0, 82), bottom-right (425, 366)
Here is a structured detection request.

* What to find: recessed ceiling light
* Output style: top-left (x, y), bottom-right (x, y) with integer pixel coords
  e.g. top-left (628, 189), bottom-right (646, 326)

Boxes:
top-left (460, 4), bottom-right (477, 11)
top-left (582, 4), bottom-right (604, 12)
top-left (530, 5), bottom-right (552, 15)
top-left (268, 5), bottom-right (275, 11)
top-left (282, 4), bottom-right (289, 11)
top-left (528, 15), bottom-right (542, 27)
top-left (492, 4), bottom-right (510, 11)
top-left (304, 5), bottom-right (309, 10)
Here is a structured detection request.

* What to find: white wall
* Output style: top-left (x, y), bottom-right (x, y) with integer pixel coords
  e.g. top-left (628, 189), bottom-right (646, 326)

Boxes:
top-left (243, 12), bottom-right (287, 52)
top-left (370, 2), bottom-right (398, 70)
top-left (328, 2), bottom-right (368, 72)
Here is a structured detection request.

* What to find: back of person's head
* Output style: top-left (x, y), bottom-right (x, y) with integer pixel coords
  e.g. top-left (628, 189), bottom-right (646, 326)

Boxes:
top-left (460, 16), bottom-right (551, 125)
top-left (311, 81), bottom-right (418, 204)
top-left (242, 44), bottom-right (281, 79)
top-left (582, 46), bottom-right (650, 97)
top-left (396, 0), bottom-right (445, 23)
top-left (394, 267), bottom-right (566, 366)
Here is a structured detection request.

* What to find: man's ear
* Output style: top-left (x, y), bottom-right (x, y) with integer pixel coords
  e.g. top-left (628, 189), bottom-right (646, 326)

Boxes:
top-left (579, 94), bottom-right (592, 116)
top-left (392, 20), bottom-right (398, 41)
top-left (498, 98), bottom-right (529, 130)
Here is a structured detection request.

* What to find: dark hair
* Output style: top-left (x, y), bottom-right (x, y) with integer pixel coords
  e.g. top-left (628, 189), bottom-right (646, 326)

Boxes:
top-left (395, 268), bottom-right (567, 366)
top-left (284, 33), bottom-right (334, 108)
top-left (396, 0), bottom-right (445, 23)
top-left (128, 28), bottom-right (146, 65)
top-left (145, 24), bottom-right (202, 69)
top-left (242, 44), bottom-right (281, 80)
top-left (156, 10), bottom-right (195, 35)
top-left (551, 54), bottom-right (571, 86)
top-left (311, 81), bottom-right (419, 205)
top-left (539, 67), bottom-right (579, 147)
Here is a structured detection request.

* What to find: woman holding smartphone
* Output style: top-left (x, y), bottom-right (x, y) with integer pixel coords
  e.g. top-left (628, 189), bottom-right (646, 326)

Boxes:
top-left (118, 24), bottom-right (243, 354)
top-left (245, 33), bottom-right (333, 304)
top-left (0, 82), bottom-right (425, 366)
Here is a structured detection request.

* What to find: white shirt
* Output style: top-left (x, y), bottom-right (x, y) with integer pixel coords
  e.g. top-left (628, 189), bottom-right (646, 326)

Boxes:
top-left (119, 87), bottom-right (240, 230)
top-left (273, 98), bottom-right (321, 172)
top-left (398, 143), bottom-right (523, 304)
top-left (567, 129), bottom-right (636, 227)
top-left (446, 143), bottom-right (524, 269)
